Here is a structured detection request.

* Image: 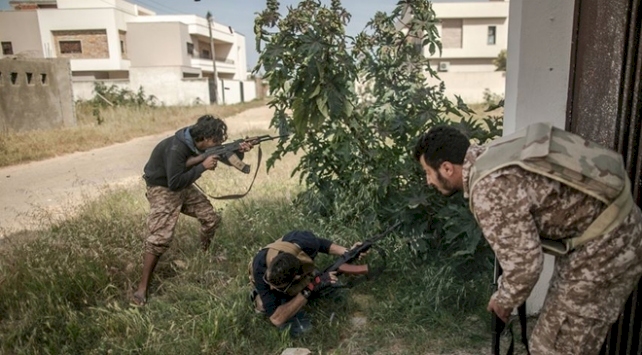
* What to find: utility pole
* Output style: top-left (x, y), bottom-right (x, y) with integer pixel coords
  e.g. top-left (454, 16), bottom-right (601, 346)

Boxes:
top-left (206, 11), bottom-right (219, 103)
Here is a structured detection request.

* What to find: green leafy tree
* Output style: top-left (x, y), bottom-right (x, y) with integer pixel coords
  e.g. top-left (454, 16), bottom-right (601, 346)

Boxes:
top-left (254, 0), bottom-right (502, 268)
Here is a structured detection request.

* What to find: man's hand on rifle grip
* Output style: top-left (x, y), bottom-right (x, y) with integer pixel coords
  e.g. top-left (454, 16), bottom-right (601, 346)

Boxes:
top-left (306, 271), bottom-right (337, 294)
top-left (202, 155), bottom-right (218, 170)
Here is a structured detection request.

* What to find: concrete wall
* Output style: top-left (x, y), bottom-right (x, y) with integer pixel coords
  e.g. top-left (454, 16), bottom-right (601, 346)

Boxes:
top-left (427, 71), bottom-right (506, 104)
top-left (503, 0), bottom-right (575, 314)
top-left (0, 58), bottom-right (76, 132)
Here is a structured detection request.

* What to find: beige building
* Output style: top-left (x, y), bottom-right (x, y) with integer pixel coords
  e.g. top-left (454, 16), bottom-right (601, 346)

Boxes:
top-left (399, 0), bottom-right (509, 103)
top-left (430, 0), bottom-right (509, 73)
top-left (0, 0), bottom-right (254, 105)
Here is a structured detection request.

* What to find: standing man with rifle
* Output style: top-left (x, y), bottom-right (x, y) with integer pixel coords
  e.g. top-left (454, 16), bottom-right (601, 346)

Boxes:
top-left (412, 124), bottom-right (642, 354)
top-left (132, 114), bottom-right (254, 306)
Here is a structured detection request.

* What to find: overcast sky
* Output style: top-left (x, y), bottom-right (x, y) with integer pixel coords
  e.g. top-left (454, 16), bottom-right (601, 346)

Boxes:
top-left (0, 0), bottom-right (486, 70)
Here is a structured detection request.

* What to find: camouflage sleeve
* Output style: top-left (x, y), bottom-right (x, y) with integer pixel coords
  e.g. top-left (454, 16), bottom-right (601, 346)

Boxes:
top-left (471, 171), bottom-right (544, 310)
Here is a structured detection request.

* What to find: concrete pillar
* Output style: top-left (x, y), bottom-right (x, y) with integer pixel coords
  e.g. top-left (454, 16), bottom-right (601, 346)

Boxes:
top-left (503, 0), bottom-right (575, 314)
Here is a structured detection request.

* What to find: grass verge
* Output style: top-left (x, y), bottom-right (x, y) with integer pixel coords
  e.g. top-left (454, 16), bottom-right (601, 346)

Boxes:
top-left (0, 99), bottom-right (268, 168)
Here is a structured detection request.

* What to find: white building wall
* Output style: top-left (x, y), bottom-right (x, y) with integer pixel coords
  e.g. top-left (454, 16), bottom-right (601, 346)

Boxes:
top-left (35, 7), bottom-right (134, 71)
top-left (503, 0), bottom-right (575, 314)
top-left (430, 1), bottom-right (509, 73)
top-left (0, 11), bottom-right (43, 58)
top-left (428, 71), bottom-right (506, 103)
top-left (234, 33), bottom-right (248, 79)
top-left (57, 0), bottom-right (141, 14)
top-left (221, 80), bottom-right (241, 104)
top-left (72, 80), bottom-right (130, 101)
top-left (129, 67), bottom-right (209, 106)
top-left (242, 80), bottom-right (257, 102)
top-left (435, 18), bottom-right (508, 61)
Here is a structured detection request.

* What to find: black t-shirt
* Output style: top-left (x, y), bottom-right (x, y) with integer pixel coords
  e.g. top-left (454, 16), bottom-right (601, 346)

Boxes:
top-left (252, 230), bottom-right (333, 316)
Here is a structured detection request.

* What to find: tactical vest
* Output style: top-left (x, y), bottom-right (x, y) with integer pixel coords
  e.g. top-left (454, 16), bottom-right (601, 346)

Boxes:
top-left (468, 122), bottom-right (634, 256)
top-left (249, 239), bottom-right (316, 297)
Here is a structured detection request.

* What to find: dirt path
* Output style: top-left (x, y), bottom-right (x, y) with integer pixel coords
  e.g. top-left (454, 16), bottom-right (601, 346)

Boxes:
top-left (0, 105), bottom-right (275, 238)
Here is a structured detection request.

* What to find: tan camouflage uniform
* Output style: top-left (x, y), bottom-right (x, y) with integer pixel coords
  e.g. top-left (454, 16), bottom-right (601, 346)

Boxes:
top-left (463, 144), bottom-right (642, 355)
top-left (145, 185), bottom-right (221, 256)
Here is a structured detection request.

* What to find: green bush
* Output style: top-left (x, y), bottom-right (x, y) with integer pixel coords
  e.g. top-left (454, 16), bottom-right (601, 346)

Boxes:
top-left (254, 0), bottom-right (502, 272)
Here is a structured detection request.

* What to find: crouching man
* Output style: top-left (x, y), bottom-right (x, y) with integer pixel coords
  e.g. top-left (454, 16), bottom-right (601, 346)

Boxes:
top-left (249, 230), bottom-right (353, 337)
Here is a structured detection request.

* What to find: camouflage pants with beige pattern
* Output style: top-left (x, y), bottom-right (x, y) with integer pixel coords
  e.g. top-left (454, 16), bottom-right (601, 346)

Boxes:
top-left (530, 207), bottom-right (642, 355)
top-left (145, 185), bottom-right (221, 256)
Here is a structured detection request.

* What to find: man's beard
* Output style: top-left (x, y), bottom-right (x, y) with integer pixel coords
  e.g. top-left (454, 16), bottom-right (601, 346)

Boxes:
top-left (437, 172), bottom-right (457, 197)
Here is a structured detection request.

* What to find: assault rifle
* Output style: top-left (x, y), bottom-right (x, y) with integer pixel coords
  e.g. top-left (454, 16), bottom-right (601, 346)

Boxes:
top-left (186, 134), bottom-right (289, 171)
top-left (188, 134), bottom-right (289, 200)
top-left (323, 221), bottom-right (402, 278)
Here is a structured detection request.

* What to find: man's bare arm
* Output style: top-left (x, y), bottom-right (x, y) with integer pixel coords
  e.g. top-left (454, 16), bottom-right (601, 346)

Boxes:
top-left (269, 293), bottom-right (308, 326)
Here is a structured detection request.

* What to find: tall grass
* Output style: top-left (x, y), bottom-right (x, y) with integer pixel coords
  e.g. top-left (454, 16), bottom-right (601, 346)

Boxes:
top-left (0, 183), bottom-right (494, 354)
top-left (0, 100), bottom-right (267, 168)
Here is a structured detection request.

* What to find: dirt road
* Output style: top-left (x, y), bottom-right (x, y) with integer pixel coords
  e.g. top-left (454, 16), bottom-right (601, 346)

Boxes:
top-left (0, 105), bottom-right (274, 237)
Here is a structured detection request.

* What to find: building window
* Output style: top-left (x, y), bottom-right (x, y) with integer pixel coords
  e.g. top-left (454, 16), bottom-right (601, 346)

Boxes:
top-left (187, 43), bottom-right (194, 56)
top-left (1, 42), bottom-right (13, 55)
top-left (488, 26), bottom-right (497, 45)
top-left (201, 48), bottom-right (211, 59)
top-left (120, 40), bottom-right (125, 54)
top-left (441, 19), bottom-right (463, 49)
top-left (60, 40), bottom-right (82, 54)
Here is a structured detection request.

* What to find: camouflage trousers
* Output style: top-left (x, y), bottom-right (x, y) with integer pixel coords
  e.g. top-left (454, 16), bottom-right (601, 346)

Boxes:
top-left (530, 206), bottom-right (642, 355)
top-left (144, 185), bottom-right (221, 256)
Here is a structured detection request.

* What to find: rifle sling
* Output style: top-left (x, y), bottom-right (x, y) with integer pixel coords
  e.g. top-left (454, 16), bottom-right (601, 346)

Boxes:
top-left (194, 145), bottom-right (263, 200)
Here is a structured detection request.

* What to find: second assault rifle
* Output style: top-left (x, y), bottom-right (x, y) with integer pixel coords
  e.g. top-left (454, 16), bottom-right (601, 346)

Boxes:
top-left (186, 134), bottom-right (289, 171)
top-left (188, 134), bottom-right (289, 200)
top-left (323, 221), bottom-right (402, 281)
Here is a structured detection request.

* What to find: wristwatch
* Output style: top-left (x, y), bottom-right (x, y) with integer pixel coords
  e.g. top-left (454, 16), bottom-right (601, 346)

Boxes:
top-left (301, 288), bottom-right (312, 299)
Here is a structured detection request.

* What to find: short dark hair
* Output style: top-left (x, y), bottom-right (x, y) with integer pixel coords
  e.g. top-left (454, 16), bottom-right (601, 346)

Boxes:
top-left (266, 252), bottom-right (301, 287)
top-left (413, 125), bottom-right (470, 169)
top-left (189, 114), bottom-right (228, 143)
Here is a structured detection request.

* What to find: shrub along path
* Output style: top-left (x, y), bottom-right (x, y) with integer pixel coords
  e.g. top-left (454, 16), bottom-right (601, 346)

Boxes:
top-left (0, 105), bottom-right (275, 238)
